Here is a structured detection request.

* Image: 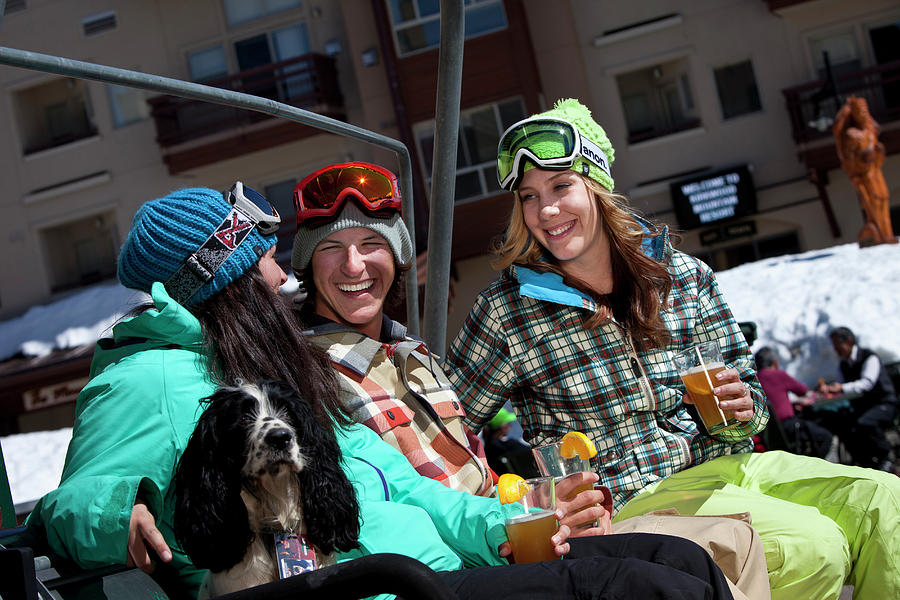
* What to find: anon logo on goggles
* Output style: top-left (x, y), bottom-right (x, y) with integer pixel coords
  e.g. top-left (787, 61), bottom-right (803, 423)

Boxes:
top-left (294, 162), bottom-right (401, 226)
top-left (497, 117), bottom-right (611, 191)
top-left (164, 182), bottom-right (281, 304)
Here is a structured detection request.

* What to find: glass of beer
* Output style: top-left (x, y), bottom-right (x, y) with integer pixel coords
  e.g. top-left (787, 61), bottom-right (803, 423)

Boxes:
top-left (672, 341), bottom-right (740, 435)
top-left (504, 476), bottom-right (559, 564)
top-left (532, 442), bottom-right (611, 527)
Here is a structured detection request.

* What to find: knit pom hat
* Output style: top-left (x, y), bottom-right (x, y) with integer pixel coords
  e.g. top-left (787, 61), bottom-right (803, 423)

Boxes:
top-left (487, 407), bottom-right (518, 430)
top-left (292, 202), bottom-right (414, 274)
top-left (525, 98), bottom-right (615, 192)
top-left (117, 187), bottom-right (278, 305)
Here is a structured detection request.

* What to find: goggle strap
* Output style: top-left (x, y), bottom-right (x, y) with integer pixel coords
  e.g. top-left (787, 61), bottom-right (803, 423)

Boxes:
top-left (165, 207), bottom-right (257, 304)
top-left (578, 135), bottom-right (611, 178)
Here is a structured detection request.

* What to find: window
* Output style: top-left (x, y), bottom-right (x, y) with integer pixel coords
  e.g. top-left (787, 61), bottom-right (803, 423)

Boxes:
top-left (107, 84), bottom-right (148, 128)
top-left (188, 46), bottom-right (228, 82)
top-left (809, 30), bottom-right (861, 80)
top-left (415, 97), bottom-right (526, 203)
top-left (223, 0), bottom-right (301, 27)
top-left (40, 212), bottom-right (119, 292)
top-left (4, 0), bottom-right (26, 15)
top-left (14, 78), bottom-right (97, 155)
top-left (869, 21), bottom-right (900, 111)
top-left (264, 179), bottom-right (298, 262)
top-left (714, 60), bottom-right (762, 120)
top-left (387, 0), bottom-right (506, 56)
top-left (234, 23), bottom-right (311, 101)
top-left (82, 10), bottom-right (117, 36)
top-left (616, 58), bottom-right (701, 144)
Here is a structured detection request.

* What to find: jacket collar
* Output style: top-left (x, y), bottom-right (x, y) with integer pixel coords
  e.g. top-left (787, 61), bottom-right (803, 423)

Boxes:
top-left (91, 282), bottom-right (206, 376)
top-left (305, 313), bottom-right (424, 378)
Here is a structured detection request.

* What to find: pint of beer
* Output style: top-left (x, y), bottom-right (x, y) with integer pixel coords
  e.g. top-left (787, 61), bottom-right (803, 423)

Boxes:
top-left (505, 510), bottom-right (559, 563)
top-left (672, 341), bottom-right (740, 434)
top-left (504, 477), bottom-right (559, 564)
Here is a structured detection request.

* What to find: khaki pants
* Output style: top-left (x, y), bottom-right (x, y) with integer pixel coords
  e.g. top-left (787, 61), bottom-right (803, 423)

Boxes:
top-left (613, 511), bottom-right (770, 600)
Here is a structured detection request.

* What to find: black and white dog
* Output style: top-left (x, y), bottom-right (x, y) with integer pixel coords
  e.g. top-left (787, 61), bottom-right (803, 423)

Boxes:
top-left (174, 380), bottom-right (360, 597)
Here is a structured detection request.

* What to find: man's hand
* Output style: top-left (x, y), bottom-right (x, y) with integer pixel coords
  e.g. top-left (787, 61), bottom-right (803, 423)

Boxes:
top-left (555, 472), bottom-right (612, 536)
top-left (127, 500), bottom-right (172, 573)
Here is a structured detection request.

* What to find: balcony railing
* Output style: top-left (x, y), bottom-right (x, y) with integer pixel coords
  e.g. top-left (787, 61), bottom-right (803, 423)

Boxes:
top-left (782, 59), bottom-right (900, 146)
top-left (148, 53), bottom-right (343, 147)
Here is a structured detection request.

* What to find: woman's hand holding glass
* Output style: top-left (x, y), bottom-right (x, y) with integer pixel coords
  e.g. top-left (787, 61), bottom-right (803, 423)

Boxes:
top-left (680, 366), bottom-right (755, 422)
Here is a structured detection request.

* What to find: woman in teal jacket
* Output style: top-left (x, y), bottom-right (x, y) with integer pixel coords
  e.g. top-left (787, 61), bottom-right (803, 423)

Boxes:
top-left (27, 185), bottom-right (733, 600)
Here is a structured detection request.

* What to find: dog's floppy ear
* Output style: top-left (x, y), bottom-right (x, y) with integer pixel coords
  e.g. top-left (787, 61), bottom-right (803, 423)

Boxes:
top-left (174, 389), bottom-right (254, 572)
top-left (272, 381), bottom-right (361, 554)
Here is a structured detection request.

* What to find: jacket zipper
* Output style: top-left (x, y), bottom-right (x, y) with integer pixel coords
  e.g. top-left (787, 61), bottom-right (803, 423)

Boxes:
top-left (624, 333), bottom-right (692, 468)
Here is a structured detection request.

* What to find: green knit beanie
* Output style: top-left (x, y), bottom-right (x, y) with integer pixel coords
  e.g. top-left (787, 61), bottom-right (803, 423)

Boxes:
top-left (525, 98), bottom-right (615, 192)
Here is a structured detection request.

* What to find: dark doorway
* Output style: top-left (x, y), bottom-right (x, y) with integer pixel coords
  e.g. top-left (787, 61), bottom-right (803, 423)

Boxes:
top-left (235, 34), bottom-right (278, 99)
top-left (869, 22), bottom-right (900, 110)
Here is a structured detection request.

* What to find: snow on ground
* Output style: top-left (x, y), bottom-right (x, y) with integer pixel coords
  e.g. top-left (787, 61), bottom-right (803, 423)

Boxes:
top-left (716, 242), bottom-right (900, 384)
top-left (2, 241), bottom-right (899, 507)
top-left (2, 428), bottom-right (72, 507)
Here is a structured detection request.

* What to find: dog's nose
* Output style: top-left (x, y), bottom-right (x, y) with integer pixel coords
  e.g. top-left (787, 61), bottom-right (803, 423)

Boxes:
top-left (265, 428), bottom-right (292, 450)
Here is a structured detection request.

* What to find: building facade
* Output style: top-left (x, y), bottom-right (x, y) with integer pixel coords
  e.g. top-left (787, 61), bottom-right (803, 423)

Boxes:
top-left (0, 0), bottom-right (898, 430)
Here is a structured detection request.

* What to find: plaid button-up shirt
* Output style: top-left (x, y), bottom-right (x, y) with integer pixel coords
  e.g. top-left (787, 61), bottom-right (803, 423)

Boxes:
top-left (446, 245), bottom-right (768, 512)
top-left (307, 316), bottom-right (492, 496)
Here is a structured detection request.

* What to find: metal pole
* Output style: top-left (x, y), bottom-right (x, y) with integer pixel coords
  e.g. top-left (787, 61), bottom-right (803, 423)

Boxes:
top-left (0, 45), bottom-right (420, 334)
top-left (423, 0), bottom-right (464, 353)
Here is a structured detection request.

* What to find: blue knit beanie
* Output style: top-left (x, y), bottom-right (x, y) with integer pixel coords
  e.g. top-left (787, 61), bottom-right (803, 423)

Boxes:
top-left (117, 187), bottom-right (277, 305)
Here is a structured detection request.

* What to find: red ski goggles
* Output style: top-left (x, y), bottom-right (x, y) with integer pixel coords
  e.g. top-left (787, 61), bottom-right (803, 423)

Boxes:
top-left (293, 162), bottom-right (402, 226)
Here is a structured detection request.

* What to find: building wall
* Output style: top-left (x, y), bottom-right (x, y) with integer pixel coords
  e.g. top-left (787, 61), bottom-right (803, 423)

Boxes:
top-left (0, 0), bottom-right (897, 339)
top-left (439, 0), bottom-right (900, 352)
top-left (524, 0), bottom-right (899, 262)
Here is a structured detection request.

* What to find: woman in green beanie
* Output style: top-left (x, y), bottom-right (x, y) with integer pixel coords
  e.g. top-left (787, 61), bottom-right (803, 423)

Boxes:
top-left (446, 98), bottom-right (900, 600)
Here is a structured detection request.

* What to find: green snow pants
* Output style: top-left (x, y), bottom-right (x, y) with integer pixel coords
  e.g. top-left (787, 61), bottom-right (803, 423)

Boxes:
top-left (613, 451), bottom-right (899, 600)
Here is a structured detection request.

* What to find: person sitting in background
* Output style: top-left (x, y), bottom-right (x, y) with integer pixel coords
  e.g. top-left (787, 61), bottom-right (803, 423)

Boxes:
top-left (817, 326), bottom-right (897, 471)
top-left (481, 408), bottom-right (531, 475)
top-left (754, 347), bottom-right (833, 458)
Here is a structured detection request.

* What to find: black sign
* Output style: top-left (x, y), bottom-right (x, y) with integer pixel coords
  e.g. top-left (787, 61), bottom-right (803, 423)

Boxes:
top-left (699, 221), bottom-right (757, 246)
top-left (670, 165), bottom-right (757, 230)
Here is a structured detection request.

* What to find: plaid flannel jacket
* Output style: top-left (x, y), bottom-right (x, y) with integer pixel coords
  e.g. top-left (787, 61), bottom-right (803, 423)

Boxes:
top-left (446, 244), bottom-right (768, 512)
top-left (307, 316), bottom-right (492, 496)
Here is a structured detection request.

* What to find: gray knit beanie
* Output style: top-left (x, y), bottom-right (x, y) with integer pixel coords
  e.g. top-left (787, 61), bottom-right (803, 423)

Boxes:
top-left (117, 187), bottom-right (277, 305)
top-left (291, 202), bottom-right (413, 274)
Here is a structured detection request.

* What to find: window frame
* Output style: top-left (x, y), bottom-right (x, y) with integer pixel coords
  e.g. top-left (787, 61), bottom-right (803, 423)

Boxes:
top-left (106, 83), bottom-right (149, 128)
top-left (222, 0), bottom-right (303, 28)
top-left (614, 58), bottom-right (702, 145)
top-left (385, 0), bottom-right (507, 57)
top-left (413, 96), bottom-right (526, 205)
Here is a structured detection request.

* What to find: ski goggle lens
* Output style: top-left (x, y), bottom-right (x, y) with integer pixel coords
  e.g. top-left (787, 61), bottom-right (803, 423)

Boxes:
top-left (497, 119), bottom-right (580, 190)
top-left (294, 163), bottom-right (401, 226)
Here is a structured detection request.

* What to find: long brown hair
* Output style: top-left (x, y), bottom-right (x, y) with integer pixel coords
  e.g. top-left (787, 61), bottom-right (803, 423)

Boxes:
top-left (493, 174), bottom-right (673, 350)
top-left (193, 267), bottom-right (352, 426)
